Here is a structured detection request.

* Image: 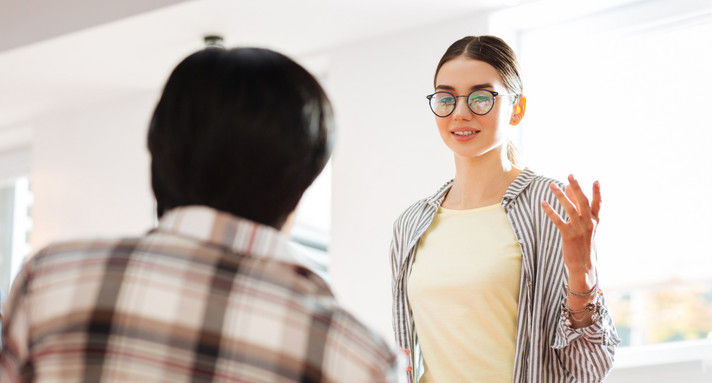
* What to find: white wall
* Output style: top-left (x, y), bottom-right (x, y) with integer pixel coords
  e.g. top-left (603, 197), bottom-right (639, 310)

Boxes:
top-left (326, 14), bottom-right (490, 341)
top-left (29, 93), bottom-right (157, 251)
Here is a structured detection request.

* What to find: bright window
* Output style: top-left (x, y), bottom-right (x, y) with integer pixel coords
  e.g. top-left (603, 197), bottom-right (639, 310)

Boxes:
top-left (289, 161), bottom-right (331, 279)
top-left (0, 175), bottom-right (32, 296)
top-left (510, 1), bottom-right (712, 347)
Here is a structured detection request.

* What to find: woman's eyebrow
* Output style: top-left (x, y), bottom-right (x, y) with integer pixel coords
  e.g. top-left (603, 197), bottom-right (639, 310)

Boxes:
top-left (434, 83), bottom-right (494, 91)
top-left (470, 83), bottom-right (494, 91)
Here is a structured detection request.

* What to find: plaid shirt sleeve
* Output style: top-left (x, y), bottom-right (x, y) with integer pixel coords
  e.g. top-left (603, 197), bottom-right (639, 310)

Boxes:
top-left (0, 256), bottom-right (32, 382)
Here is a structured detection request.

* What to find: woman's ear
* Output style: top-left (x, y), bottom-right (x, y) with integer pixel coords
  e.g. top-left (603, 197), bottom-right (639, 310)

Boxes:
top-left (510, 95), bottom-right (527, 126)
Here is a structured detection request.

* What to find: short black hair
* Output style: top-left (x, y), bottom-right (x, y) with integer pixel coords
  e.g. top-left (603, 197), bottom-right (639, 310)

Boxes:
top-left (147, 47), bottom-right (333, 228)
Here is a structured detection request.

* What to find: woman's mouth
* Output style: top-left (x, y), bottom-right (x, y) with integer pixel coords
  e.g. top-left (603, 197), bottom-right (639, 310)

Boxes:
top-left (451, 129), bottom-right (480, 141)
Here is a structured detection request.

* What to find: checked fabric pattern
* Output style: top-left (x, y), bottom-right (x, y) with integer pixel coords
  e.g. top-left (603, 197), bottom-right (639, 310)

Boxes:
top-left (0, 206), bottom-right (398, 382)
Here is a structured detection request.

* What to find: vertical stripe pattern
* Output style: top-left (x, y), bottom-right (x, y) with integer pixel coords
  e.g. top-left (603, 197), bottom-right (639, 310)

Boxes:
top-left (390, 168), bottom-right (621, 383)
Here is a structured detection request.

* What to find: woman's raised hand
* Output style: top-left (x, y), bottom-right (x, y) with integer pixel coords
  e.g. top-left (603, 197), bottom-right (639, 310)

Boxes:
top-left (541, 175), bottom-right (600, 285)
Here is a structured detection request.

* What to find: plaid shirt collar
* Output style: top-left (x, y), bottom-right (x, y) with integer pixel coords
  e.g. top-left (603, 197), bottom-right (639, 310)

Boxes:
top-left (155, 205), bottom-right (295, 264)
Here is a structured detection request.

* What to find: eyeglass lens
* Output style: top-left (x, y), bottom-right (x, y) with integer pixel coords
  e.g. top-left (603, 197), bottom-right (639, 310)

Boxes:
top-left (429, 90), bottom-right (495, 117)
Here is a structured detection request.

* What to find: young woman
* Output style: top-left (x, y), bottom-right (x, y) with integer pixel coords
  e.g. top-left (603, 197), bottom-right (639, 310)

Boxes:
top-left (389, 36), bottom-right (620, 383)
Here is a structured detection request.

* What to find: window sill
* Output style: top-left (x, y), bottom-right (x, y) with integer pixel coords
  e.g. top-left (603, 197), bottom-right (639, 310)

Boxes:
top-left (606, 339), bottom-right (712, 382)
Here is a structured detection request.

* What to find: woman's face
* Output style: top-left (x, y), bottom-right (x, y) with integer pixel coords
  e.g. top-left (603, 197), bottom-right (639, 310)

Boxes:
top-left (433, 56), bottom-right (517, 161)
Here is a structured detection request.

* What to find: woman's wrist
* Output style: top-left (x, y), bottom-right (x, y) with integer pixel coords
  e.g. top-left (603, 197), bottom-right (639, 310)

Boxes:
top-left (566, 293), bottom-right (595, 311)
top-left (563, 286), bottom-right (603, 327)
top-left (567, 268), bottom-right (597, 309)
top-left (567, 263), bottom-right (596, 293)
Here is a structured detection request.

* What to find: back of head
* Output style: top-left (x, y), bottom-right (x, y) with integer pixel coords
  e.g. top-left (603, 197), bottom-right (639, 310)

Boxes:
top-left (148, 47), bottom-right (333, 228)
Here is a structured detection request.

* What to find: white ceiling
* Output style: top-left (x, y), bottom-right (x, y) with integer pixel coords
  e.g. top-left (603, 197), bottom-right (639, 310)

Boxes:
top-left (0, 0), bottom-right (526, 135)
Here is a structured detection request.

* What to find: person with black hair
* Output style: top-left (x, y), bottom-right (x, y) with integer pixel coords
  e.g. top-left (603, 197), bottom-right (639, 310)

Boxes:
top-left (0, 47), bottom-right (400, 382)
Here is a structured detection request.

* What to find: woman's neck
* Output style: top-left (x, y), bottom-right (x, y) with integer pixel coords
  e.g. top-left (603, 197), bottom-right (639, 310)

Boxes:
top-left (442, 148), bottom-right (522, 210)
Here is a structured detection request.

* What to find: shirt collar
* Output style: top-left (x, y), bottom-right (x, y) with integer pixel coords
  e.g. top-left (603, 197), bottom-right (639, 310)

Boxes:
top-left (425, 167), bottom-right (537, 208)
top-left (502, 167), bottom-right (537, 202)
top-left (155, 205), bottom-right (294, 263)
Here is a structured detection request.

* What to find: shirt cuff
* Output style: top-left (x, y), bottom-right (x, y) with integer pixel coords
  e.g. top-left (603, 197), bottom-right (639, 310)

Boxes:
top-left (552, 305), bottom-right (620, 349)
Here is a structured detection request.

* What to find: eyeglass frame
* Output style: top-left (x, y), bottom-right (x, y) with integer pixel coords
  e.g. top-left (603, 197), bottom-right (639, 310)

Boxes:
top-left (425, 89), bottom-right (518, 117)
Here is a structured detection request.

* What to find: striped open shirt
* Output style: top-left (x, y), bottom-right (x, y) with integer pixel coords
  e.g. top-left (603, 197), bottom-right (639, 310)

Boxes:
top-left (390, 168), bottom-right (621, 383)
top-left (0, 206), bottom-right (399, 382)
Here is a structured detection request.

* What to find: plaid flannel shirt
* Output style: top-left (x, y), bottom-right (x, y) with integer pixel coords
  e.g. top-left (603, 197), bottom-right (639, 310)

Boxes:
top-left (0, 206), bottom-right (399, 382)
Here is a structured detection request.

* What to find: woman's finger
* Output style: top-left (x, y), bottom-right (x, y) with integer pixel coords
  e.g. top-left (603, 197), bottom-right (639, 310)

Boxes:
top-left (590, 180), bottom-right (601, 222)
top-left (564, 184), bottom-right (578, 212)
top-left (549, 183), bottom-right (578, 222)
top-left (567, 175), bottom-right (592, 222)
top-left (542, 201), bottom-right (566, 230)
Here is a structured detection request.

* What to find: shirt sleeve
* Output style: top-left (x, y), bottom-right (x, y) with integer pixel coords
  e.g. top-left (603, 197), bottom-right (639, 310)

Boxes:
top-left (551, 291), bottom-right (621, 382)
top-left (324, 308), bottom-right (401, 383)
top-left (539, 179), bottom-right (621, 382)
top-left (0, 259), bottom-right (33, 382)
top-left (389, 214), bottom-right (405, 297)
top-left (549, 240), bottom-right (622, 381)
top-left (389, 210), bottom-right (417, 382)
top-left (389, 211), bottom-right (408, 343)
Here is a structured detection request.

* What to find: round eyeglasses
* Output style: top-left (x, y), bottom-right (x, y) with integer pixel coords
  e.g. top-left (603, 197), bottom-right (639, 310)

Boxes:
top-left (426, 89), bottom-right (516, 117)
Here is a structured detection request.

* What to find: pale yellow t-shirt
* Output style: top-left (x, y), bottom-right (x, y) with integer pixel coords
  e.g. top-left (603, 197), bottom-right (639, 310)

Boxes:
top-left (407, 203), bottom-right (522, 383)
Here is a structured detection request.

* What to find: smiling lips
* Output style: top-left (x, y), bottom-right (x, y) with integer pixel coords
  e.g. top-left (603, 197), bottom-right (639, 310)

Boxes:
top-left (450, 128), bottom-right (480, 142)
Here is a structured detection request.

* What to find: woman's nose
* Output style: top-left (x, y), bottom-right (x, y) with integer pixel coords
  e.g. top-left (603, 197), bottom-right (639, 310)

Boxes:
top-left (451, 97), bottom-right (472, 120)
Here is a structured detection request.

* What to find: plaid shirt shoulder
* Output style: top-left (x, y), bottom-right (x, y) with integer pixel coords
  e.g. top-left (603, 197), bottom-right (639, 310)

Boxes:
top-left (0, 206), bottom-right (399, 382)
